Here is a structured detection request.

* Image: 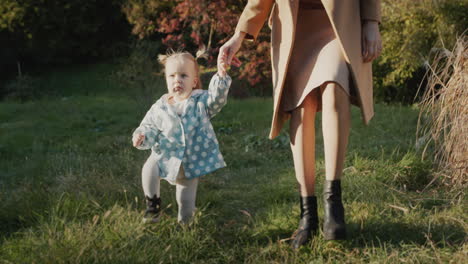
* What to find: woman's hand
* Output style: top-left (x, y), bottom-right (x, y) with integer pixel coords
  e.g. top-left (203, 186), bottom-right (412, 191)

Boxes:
top-left (219, 31), bottom-right (245, 68)
top-left (132, 134), bottom-right (145, 147)
top-left (362, 20), bottom-right (382, 63)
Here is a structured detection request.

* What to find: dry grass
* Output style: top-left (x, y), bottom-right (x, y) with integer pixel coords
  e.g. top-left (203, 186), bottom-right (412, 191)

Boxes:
top-left (418, 36), bottom-right (468, 188)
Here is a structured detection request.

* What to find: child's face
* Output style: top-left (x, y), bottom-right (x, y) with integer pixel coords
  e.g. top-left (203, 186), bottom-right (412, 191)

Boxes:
top-left (165, 58), bottom-right (198, 101)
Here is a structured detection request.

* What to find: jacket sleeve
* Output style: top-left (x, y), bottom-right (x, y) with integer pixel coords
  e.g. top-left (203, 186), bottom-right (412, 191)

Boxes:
top-left (360, 0), bottom-right (382, 23)
top-left (204, 74), bottom-right (232, 118)
top-left (133, 104), bottom-right (162, 150)
top-left (235, 0), bottom-right (275, 41)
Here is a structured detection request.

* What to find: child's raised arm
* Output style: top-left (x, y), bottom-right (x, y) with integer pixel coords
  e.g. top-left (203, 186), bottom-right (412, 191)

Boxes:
top-left (204, 74), bottom-right (232, 119)
top-left (217, 51), bottom-right (228, 77)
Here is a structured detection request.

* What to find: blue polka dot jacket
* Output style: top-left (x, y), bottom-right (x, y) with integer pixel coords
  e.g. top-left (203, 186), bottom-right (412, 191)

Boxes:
top-left (133, 74), bottom-right (232, 184)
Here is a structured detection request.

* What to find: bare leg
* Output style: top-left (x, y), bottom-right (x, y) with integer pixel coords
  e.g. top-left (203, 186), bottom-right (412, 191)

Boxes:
top-left (321, 82), bottom-right (350, 180)
top-left (289, 91), bottom-right (320, 249)
top-left (289, 90), bottom-right (320, 196)
top-left (320, 82), bottom-right (350, 240)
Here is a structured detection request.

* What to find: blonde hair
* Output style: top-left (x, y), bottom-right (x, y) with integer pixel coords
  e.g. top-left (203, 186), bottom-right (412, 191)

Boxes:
top-left (158, 48), bottom-right (208, 90)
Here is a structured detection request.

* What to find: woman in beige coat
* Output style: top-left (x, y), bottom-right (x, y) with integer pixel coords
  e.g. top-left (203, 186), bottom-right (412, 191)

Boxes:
top-left (220, 0), bottom-right (382, 248)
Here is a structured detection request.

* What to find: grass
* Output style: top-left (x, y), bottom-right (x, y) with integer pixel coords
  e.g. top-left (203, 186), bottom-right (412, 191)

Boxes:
top-left (418, 36), bottom-right (468, 186)
top-left (0, 64), bottom-right (466, 263)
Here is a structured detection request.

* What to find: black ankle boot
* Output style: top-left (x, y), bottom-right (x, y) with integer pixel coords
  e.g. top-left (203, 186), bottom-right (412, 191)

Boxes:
top-left (143, 195), bottom-right (161, 223)
top-left (323, 180), bottom-right (346, 240)
top-left (291, 196), bottom-right (318, 249)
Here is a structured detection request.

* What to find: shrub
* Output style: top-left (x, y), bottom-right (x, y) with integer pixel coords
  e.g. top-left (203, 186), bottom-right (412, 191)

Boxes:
top-left (122, 0), bottom-right (273, 95)
top-left (375, 0), bottom-right (468, 103)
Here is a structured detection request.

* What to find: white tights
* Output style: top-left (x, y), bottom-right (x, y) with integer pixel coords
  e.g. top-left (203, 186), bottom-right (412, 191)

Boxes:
top-left (142, 154), bottom-right (199, 223)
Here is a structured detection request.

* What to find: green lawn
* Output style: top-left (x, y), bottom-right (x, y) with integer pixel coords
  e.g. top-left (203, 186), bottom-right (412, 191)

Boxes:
top-left (0, 65), bottom-right (466, 263)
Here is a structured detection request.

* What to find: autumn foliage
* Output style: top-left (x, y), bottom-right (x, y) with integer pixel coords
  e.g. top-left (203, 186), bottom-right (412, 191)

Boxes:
top-left (123, 0), bottom-right (272, 88)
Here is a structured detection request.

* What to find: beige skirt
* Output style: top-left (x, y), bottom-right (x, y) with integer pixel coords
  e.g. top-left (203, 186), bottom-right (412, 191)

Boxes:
top-left (280, 0), bottom-right (350, 112)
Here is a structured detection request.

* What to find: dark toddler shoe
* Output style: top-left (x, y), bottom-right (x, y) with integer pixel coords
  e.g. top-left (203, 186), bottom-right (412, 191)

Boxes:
top-left (143, 195), bottom-right (161, 223)
top-left (291, 196), bottom-right (318, 249)
top-left (323, 180), bottom-right (346, 240)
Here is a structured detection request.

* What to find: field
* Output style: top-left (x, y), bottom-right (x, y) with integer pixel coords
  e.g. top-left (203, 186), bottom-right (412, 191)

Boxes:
top-left (0, 65), bottom-right (466, 263)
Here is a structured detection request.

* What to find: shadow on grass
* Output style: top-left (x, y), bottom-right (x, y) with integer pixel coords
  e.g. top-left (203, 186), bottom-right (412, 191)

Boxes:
top-left (348, 220), bottom-right (466, 248)
top-left (245, 217), bottom-right (466, 253)
top-left (237, 193), bottom-right (466, 251)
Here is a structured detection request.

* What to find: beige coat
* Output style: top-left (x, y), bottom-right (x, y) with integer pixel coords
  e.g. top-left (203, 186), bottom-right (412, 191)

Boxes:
top-left (235, 0), bottom-right (381, 139)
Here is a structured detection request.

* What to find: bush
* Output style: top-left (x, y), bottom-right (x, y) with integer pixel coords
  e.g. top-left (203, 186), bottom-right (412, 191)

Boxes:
top-left (375, 0), bottom-right (468, 104)
top-left (122, 0), bottom-right (273, 93)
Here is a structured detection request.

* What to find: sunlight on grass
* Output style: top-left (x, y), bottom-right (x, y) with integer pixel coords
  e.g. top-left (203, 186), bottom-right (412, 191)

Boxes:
top-left (0, 68), bottom-right (466, 263)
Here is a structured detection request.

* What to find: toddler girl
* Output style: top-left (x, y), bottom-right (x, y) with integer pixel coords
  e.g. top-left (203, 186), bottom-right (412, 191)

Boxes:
top-left (132, 50), bottom-right (231, 224)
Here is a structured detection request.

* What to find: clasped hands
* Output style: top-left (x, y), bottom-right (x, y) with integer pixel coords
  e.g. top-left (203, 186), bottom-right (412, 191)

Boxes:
top-left (217, 47), bottom-right (241, 77)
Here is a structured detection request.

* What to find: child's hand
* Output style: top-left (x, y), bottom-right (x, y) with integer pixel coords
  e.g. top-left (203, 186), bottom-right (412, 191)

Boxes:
top-left (132, 134), bottom-right (145, 147)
